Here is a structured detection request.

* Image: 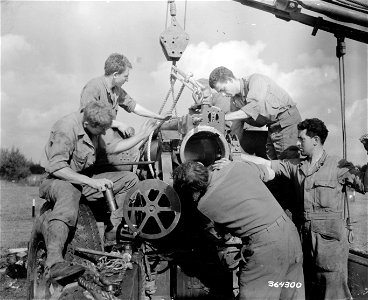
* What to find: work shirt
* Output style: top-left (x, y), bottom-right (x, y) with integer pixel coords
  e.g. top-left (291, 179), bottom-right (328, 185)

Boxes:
top-left (231, 73), bottom-right (296, 128)
top-left (271, 151), bottom-right (366, 219)
top-left (41, 112), bottom-right (100, 175)
top-left (198, 161), bottom-right (284, 238)
top-left (80, 76), bottom-right (137, 118)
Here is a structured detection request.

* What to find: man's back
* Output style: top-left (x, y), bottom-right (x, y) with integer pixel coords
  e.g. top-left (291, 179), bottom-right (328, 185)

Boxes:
top-left (198, 161), bottom-right (284, 237)
top-left (80, 76), bottom-right (136, 116)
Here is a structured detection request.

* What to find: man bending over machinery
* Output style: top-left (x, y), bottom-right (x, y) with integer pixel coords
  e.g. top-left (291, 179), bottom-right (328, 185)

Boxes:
top-left (173, 160), bottom-right (305, 300)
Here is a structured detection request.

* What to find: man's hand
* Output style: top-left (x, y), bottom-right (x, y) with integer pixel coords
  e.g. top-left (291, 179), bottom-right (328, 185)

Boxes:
top-left (359, 134), bottom-right (368, 153)
top-left (212, 158), bottom-right (231, 170)
top-left (112, 120), bottom-right (135, 138)
top-left (86, 178), bottom-right (113, 192)
top-left (158, 111), bottom-right (172, 121)
top-left (119, 126), bottom-right (135, 138)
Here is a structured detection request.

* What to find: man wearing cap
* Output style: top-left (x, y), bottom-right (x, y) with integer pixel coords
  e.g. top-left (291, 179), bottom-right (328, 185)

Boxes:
top-left (173, 160), bottom-right (305, 300)
top-left (39, 101), bottom-right (156, 282)
top-left (208, 66), bottom-right (301, 160)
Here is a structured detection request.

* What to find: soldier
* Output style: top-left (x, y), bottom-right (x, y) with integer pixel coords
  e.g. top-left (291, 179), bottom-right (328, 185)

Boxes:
top-left (39, 101), bottom-right (157, 282)
top-left (241, 118), bottom-right (368, 300)
top-left (208, 66), bottom-right (301, 160)
top-left (208, 66), bottom-right (301, 222)
top-left (80, 53), bottom-right (170, 170)
top-left (172, 160), bottom-right (305, 300)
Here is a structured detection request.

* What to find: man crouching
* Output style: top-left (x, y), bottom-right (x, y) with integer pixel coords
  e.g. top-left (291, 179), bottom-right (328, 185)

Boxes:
top-left (173, 160), bottom-right (305, 300)
top-left (39, 101), bottom-right (156, 282)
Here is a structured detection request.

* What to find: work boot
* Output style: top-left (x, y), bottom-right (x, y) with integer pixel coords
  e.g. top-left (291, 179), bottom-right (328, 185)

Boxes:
top-left (48, 261), bottom-right (85, 284)
top-left (104, 208), bottom-right (125, 243)
top-left (43, 220), bottom-right (85, 283)
top-left (104, 219), bottom-right (118, 243)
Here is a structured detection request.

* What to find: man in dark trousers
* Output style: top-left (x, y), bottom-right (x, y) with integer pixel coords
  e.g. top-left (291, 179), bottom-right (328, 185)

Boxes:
top-left (173, 160), bottom-right (305, 300)
top-left (241, 118), bottom-right (368, 300)
top-left (39, 101), bottom-right (156, 282)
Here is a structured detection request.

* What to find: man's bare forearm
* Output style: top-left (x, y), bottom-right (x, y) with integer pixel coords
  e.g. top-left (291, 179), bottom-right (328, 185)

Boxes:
top-left (225, 110), bottom-right (249, 121)
top-left (53, 167), bottom-right (113, 190)
top-left (52, 167), bottom-right (92, 186)
top-left (134, 103), bottom-right (162, 119)
top-left (109, 132), bottom-right (147, 154)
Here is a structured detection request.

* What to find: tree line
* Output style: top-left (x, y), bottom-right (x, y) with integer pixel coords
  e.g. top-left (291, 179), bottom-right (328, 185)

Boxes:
top-left (0, 147), bottom-right (44, 181)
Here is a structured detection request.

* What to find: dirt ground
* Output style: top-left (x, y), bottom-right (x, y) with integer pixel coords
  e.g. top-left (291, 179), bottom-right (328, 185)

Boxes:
top-left (0, 180), bottom-right (367, 299)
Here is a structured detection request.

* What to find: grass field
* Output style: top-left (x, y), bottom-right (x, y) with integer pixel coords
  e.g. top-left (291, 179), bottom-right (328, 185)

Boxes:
top-left (0, 180), bottom-right (44, 253)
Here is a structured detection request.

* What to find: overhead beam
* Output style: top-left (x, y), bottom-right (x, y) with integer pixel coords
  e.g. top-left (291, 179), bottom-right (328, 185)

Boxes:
top-left (234, 0), bottom-right (368, 44)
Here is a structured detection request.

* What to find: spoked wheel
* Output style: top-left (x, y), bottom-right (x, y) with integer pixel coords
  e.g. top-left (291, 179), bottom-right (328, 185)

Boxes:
top-left (27, 203), bottom-right (103, 300)
top-left (123, 179), bottom-right (181, 240)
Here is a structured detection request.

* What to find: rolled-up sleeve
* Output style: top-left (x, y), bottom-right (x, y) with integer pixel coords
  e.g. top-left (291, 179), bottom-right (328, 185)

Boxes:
top-left (240, 76), bottom-right (268, 120)
top-left (41, 130), bottom-right (74, 174)
top-left (118, 88), bottom-right (136, 113)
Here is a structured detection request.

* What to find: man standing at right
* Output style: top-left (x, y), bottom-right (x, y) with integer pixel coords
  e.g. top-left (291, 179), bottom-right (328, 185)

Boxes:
top-left (208, 66), bottom-right (301, 160)
top-left (241, 118), bottom-right (368, 300)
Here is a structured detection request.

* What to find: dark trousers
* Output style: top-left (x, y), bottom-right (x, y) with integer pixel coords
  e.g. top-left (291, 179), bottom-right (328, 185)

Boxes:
top-left (239, 214), bottom-right (305, 300)
top-left (39, 171), bottom-right (138, 227)
top-left (301, 219), bottom-right (351, 300)
top-left (266, 106), bottom-right (302, 160)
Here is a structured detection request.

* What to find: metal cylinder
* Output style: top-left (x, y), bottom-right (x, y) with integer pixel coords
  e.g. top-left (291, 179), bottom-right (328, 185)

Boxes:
top-left (103, 188), bottom-right (118, 212)
top-left (179, 125), bottom-right (229, 167)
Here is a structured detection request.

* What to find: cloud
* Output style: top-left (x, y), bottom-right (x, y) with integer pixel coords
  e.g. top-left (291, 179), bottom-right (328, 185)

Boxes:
top-left (295, 49), bottom-right (335, 68)
top-left (151, 40), bottom-right (275, 83)
top-left (1, 38), bottom-right (82, 161)
top-left (278, 65), bottom-right (338, 98)
top-left (151, 40), bottom-right (339, 116)
top-left (326, 98), bottom-right (367, 164)
top-left (1, 34), bottom-right (32, 55)
top-left (345, 98), bottom-right (368, 163)
top-left (1, 34), bottom-right (32, 68)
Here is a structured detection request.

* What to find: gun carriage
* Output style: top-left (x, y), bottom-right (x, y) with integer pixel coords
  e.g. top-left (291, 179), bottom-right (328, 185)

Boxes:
top-left (26, 64), bottom-right (245, 300)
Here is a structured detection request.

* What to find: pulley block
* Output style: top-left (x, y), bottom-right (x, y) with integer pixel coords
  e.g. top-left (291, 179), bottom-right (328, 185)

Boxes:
top-left (160, 19), bottom-right (189, 61)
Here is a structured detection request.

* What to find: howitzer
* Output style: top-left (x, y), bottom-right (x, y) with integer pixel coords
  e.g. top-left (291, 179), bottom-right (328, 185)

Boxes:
top-left (27, 98), bottom-right (240, 300)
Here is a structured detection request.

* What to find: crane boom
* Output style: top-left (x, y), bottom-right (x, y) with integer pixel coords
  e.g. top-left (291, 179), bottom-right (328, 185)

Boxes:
top-left (234, 0), bottom-right (368, 43)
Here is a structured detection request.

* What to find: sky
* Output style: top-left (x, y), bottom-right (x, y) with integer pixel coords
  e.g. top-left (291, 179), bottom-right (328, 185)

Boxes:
top-left (1, 0), bottom-right (367, 164)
